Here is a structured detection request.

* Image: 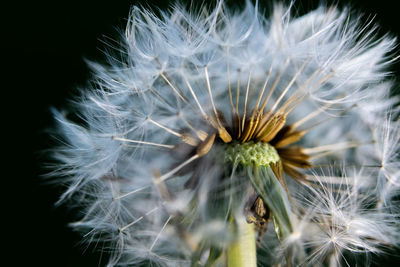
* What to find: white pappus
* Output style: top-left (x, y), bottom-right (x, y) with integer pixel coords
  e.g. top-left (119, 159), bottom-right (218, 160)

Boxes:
top-left (49, 1), bottom-right (400, 266)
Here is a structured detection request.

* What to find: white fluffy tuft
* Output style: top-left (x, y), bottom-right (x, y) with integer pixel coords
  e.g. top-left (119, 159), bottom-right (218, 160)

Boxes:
top-left (49, 1), bottom-right (400, 266)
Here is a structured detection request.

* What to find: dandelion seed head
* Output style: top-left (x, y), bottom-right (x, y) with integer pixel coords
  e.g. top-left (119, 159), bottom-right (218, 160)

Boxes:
top-left (48, 1), bottom-right (400, 266)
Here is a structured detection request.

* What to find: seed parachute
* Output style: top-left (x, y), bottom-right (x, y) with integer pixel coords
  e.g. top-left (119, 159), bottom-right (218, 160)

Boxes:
top-left (49, 1), bottom-right (400, 266)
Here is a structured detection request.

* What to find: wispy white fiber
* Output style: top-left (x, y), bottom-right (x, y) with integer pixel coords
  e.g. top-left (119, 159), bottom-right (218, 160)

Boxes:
top-left (49, 1), bottom-right (400, 266)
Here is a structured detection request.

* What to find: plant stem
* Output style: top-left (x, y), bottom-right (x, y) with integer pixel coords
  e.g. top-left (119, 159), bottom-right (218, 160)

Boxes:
top-left (227, 220), bottom-right (257, 267)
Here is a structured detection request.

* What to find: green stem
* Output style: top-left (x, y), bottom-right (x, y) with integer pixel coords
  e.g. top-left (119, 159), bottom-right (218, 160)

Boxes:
top-left (227, 220), bottom-right (257, 267)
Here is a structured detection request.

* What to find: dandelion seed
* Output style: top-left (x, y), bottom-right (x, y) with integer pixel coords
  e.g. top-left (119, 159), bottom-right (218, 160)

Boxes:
top-left (49, 1), bottom-right (400, 266)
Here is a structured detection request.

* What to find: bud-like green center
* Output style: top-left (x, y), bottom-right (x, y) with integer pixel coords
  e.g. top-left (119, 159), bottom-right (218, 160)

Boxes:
top-left (225, 141), bottom-right (280, 167)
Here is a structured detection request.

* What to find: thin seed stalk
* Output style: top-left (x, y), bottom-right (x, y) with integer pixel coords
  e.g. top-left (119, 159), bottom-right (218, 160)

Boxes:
top-left (227, 219), bottom-right (257, 267)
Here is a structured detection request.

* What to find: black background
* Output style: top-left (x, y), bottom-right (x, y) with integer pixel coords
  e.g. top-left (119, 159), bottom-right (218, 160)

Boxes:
top-left (5, 0), bottom-right (400, 266)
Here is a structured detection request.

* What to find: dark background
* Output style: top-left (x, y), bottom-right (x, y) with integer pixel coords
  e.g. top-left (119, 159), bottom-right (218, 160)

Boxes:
top-left (5, 0), bottom-right (400, 266)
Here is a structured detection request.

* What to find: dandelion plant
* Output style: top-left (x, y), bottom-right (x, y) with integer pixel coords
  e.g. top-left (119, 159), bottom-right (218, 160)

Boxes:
top-left (49, 1), bottom-right (400, 266)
